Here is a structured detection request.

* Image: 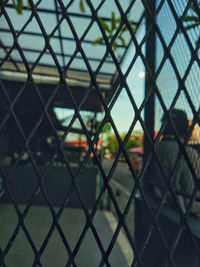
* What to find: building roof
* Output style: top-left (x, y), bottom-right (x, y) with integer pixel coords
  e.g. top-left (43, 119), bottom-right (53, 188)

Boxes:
top-left (0, 1), bottom-right (144, 112)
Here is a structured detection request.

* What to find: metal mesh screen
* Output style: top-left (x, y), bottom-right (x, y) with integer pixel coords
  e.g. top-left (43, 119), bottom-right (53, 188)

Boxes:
top-left (155, 0), bottom-right (200, 136)
top-left (0, 0), bottom-right (199, 266)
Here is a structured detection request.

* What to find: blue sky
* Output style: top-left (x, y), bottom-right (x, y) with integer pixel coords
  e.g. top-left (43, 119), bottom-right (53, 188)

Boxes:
top-left (154, 0), bottom-right (200, 131)
top-left (55, 24), bottom-right (146, 135)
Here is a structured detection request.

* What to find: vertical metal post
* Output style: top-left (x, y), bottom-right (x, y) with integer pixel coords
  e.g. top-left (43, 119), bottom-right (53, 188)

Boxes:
top-left (135, 0), bottom-right (157, 259)
top-left (143, 0), bottom-right (156, 164)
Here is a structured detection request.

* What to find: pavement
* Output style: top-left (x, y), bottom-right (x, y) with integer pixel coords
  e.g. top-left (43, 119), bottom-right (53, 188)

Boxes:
top-left (0, 204), bottom-right (132, 267)
top-left (0, 161), bottom-right (135, 266)
top-left (0, 161), bottom-right (134, 267)
top-left (102, 159), bottom-right (135, 191)
top-left (102, 159), bottom-right (136, 238)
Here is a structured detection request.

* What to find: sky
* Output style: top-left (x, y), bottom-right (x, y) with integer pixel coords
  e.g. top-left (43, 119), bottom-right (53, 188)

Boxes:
top-left (55, 1), bottom-right (146, 135)
top-left (55, 37), bottom-right (146, 135)
top-left (53, 0), bottom-right (200, 135)
top-left (154, 0), bottom-right (200, 130)
top-left (109, 38), bottom-right (146, 133)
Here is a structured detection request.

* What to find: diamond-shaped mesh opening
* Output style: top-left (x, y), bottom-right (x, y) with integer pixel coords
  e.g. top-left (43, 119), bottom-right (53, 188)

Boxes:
top-left (4, 228), bottom-right (35, 266)
top-left (24, 205), bottom-right (53, 250)
top-left (156, 1), bottom-right (177, 46)
top-left (111, 89), bottom-right (135, 133)
top-left (40, 228), bottom-right (69, 266)
top-left (0, 204), bottom-right (19, 250)
top-left (0, 0), bottom-right (200, 266)
top-left (74, 227), bottom-right (102, 266)
top-left (58, 208), bottom-right (86, 249)
top-left (185, 61), bottom-right (200, 112)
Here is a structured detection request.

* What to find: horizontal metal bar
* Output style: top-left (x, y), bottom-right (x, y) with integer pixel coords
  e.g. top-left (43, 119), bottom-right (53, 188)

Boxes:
top-left (0, 28), bottom-right (127, 49)
top-left (5, 4), bottom-right (140, 26)
top-left (0, 44), bottom-right (115, 64)
top-left (0, 59), bottom-right (115, 77)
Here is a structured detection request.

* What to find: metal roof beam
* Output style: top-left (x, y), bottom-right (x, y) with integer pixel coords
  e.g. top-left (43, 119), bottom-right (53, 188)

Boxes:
top-left (5, 4), bottom-right (140, 26)
top-left (0, 45), bottom-right (114, 64)
top-left (0, 28), bottom-right (128, 49)
top-left (0, 60), bottom-right (115, 78)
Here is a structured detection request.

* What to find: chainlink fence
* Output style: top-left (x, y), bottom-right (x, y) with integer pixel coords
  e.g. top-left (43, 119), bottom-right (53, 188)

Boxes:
top-left (0, 0), bottom-right (200, 266)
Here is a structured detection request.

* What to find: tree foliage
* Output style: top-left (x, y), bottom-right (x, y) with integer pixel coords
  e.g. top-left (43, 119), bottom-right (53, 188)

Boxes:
top-left (92, 12), bottom-right (137, 51)
top-left (182, 2), bottom-right (200, 44)
top-left (104, 131), bottom-right (143, 157)
top-left (1, 0), bottom-right (30, 14)
top-left (79, 0), bottom-right (137, 51)
top-left (4, 0), bottom-right (137, 51)
top-left (6, 0), bottom-right (199, 48)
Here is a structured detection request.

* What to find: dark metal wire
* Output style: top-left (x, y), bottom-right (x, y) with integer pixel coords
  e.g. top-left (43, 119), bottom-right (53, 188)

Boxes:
top-left (0, 0), bottom-right (199, 266)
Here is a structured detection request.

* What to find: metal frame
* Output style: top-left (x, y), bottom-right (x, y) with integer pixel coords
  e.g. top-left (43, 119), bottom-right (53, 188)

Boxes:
top-left (0, 0), bottom-right (200, 266)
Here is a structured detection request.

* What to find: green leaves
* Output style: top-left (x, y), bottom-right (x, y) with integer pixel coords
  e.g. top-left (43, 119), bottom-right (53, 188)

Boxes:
top-left (12, 0), bottom-right (23, 14)
top-left (92, 37), bottom-right (104, 45)
top-left (190, 3), bottom-right (198, 14)
top-left (104, 131), bottom-right (143, 158)
top-left (93, 13), bottom-right (137, 51)
top-left (183, 15), bottom-right (200, 22)
top-left (8, 0), bottom-right (137, 52)
top-left (111, 12), bottom-right (116, 31)
top-left (102, 123), bottom-right (111, 133)
top-left (119, 36), bottom-right (126, 46)
top-left (79, 0), bottom-right (85, 13)
top-left (184, 22), bottom-right (200, 31)
top-left (4, 0), bottom-right (31, 14)
top-left (100, 18), bottom-right (110, 32)
top-left (27, 0), bottom-right (31, 10)
top-left (79, 0), bottom-right (88, 13)
top-left (181, 3), bottom-right (200, 44)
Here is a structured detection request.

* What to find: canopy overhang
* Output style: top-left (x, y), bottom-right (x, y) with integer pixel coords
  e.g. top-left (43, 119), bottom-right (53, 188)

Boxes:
top-left (0, 1), bottom-right (144, 112)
